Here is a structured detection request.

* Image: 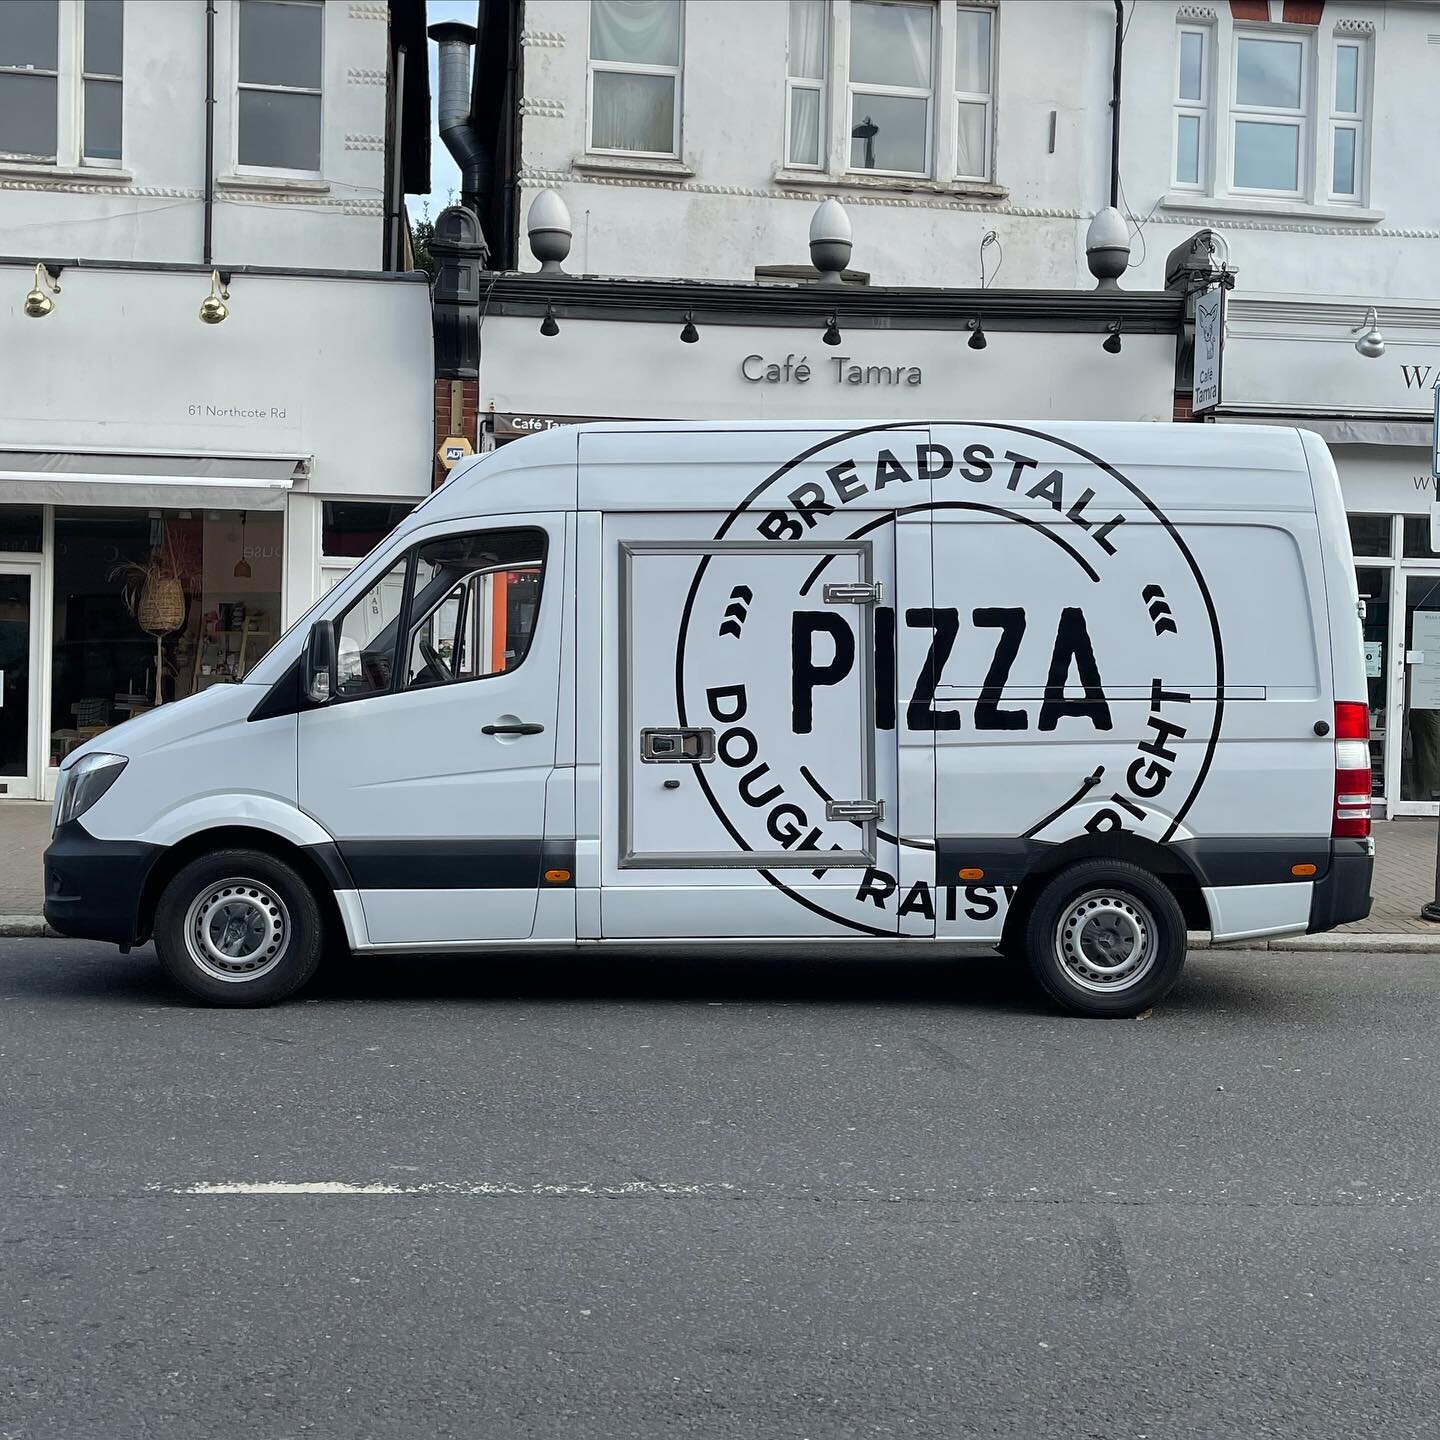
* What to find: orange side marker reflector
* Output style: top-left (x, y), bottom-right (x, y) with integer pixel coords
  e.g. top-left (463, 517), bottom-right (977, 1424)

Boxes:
top-left (957, 867), bottom-right (985, 881)
top-left (544, 868), bottom-right (572, 884)
top-left (1291, 863), bottom-right (1317, 877)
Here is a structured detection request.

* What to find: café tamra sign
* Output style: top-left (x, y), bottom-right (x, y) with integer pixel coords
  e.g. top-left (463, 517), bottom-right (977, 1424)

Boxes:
top-left (741, 352), bottom-right (923, 387)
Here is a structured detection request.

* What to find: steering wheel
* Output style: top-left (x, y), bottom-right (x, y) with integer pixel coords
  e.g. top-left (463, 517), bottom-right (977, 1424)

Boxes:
top-left (418, 635), bottom-right (448, 683)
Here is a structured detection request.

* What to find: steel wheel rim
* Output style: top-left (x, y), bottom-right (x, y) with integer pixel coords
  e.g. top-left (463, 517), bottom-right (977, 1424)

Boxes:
top-left (183, 879), bottom-right (289, 983)
top-left (1054, 889), bottom-right (1156, 994)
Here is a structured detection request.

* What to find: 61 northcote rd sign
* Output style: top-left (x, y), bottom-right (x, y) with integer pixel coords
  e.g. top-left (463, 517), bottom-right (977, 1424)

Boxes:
top-left (741, 352), bottom-right (923, 387)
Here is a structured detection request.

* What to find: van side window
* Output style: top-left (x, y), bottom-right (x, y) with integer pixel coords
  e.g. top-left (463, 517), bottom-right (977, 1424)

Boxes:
top-left (403, 529), bottom-right (546, 690)
top-left (334, 556), bottom-right (409, 697)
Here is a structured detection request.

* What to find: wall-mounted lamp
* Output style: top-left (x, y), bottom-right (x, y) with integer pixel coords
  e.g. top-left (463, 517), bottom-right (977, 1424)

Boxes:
top-left (199, 270), bottom-right (230, 325)
top-left (680, 311), bottom-right (699, 344)
top-left (1103, 319), bottom-right (1123, 354)
top-left (1352, 306), bottom-right (1384, 359)
top-left (822, 313), bottom-right (842, 347)
top-left (967, 316), bottom-right (987, 351)
top-left (24, 262), bottom-right (61, 318)
top-left (540, 305), bottom-right (560, 337)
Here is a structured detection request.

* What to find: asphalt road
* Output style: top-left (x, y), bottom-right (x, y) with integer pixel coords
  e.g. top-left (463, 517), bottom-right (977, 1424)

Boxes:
top-left (3, 939), bottom-right (1439, 1440)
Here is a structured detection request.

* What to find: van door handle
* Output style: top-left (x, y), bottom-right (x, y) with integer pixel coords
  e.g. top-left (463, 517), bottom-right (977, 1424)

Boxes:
top-left (482, 721), bottom-right (545, 736)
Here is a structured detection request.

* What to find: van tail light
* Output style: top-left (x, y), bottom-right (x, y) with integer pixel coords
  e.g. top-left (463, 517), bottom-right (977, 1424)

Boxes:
top-left (1333, 701), bottom-right (1372, 839)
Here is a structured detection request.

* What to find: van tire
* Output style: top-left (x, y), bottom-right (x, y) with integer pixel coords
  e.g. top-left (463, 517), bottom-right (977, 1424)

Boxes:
top-left (1022, 860), bottom-right (1186, 1018)
top-left (153, 849), bottom-right (325, 1007)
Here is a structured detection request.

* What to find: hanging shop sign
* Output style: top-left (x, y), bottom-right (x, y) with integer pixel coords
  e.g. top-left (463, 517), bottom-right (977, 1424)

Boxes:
top-left (1193, 285), bottom-right (1224, 413)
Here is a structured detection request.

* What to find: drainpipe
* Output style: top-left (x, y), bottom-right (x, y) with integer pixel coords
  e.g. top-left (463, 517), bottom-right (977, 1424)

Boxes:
top-left (428, 20), bottom-right (492, 218)
top-left (388, 43), bottom-right (407, 269)
top-left (203, 0), bottom-right (216, 265)
top-left (1109, 0), bottom-right (1123, 210)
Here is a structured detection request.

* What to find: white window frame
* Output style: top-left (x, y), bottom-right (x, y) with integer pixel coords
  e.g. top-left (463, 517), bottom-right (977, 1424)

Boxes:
top-left (846, 0), bottom-right (935, 180)
top-left (784, 0), bottom-right (827, 171)
top-left (1328, 34), bottom-right (1367, 203)
top-left (1228, 26), bottom-right (1311, 199)
top-left (1172, 23), bottom-right (1209, 191)
top-left (80, 0), bottom-right (122, 164)
top-left (234, 0), bottom-right (325, 180)
top-left (0, 0), bottom-right (123, 170)
top-left (585, 0), bottom-right (684, 161)
top-left (952, 2), bottom-right (993, 182)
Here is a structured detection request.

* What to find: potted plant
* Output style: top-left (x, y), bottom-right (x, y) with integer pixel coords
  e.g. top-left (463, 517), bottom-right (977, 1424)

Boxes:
top-left (110, 523), bottom-right (192, 705)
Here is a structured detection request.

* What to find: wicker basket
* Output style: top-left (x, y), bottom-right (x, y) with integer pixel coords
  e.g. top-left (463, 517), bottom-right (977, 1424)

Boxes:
top-left (136, 574), bottom-right (185, 634)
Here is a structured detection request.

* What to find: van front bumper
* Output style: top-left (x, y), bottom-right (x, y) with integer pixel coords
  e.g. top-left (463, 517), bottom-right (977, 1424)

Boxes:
top-left (1307, 839), bottom-right (1374, 933)
top-left (43, 821), bottom-right (162, 946)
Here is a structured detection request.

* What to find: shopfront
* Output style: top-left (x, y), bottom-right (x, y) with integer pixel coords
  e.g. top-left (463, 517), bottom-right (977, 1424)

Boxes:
top-left (1218, 298), bottom-right (1440, 817)
top-left (0, 261), bottom-right (433, 801)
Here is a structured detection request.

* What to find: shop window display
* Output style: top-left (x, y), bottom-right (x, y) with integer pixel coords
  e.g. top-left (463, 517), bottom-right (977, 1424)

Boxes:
top-left (50, 508), bottom-right (283, 763)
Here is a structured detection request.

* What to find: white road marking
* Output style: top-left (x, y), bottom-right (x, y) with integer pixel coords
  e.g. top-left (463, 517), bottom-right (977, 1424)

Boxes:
top-left (167, 1180), bottom-right (735, 1197)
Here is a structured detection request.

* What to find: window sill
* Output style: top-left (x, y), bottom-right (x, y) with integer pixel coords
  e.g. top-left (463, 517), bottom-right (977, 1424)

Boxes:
top-left (1159, 191), bottom-right (1384, 224)
top-left (0, 161), bottom-right (132, 184)
top-left (571, 154), bottom-right (695, 181)
top-left (217, 173), bottom-right (331, 195)
top-left (772, 168), bottom-right (1008, 201)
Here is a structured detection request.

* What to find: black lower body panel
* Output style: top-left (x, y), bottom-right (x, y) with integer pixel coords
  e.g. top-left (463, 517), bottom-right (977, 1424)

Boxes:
top-left (43, 820), bottom-right (162, 946)
top-left (1307, 840), bottom-right (1374, 933)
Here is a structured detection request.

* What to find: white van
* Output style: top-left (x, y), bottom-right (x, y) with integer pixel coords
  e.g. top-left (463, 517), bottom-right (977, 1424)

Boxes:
top-left (44, 420), bottom-right (1372, 1016)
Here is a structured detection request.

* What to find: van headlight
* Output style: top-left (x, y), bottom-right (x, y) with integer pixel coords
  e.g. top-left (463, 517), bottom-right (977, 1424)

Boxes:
top-left (54, 753), bottom-right (128, 830)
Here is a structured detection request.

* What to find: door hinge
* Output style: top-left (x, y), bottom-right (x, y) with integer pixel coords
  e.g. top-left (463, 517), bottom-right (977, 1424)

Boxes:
top-left (825, 798), bottom-right (885, 823)
top-left (823, 581), bottom-right (883, 605)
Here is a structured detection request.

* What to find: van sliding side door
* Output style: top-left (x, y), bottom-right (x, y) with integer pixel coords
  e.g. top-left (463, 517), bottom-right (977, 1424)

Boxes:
top-left (595, 425), bottom-right (938, 940)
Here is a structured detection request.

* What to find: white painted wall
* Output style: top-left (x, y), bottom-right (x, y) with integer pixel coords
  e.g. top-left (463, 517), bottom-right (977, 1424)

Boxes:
top-left (0, 263), bottom-right (434, 497)
top-left (513, 0), bottom-right (1440, 387)
top-left (0, 0), bottom-right (394, 269)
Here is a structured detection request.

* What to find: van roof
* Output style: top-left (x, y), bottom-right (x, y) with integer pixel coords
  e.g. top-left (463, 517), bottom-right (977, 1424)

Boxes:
top-left (420, 420), bottom-right (1317, 523)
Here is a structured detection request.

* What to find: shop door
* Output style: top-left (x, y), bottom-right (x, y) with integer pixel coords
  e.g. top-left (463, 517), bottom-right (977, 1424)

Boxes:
top-left (1395, 570), bottom-right (1440, 815)
top-left (0, 567), bottom-right (39, 801)
top-left (1356, 566), bottom-right (1390, 809)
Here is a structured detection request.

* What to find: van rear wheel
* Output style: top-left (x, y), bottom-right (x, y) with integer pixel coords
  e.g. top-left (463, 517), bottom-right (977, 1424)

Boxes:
top-left (153, 848), bottom-right (324, 1007)
top-left (1022, 860), bottom-right (1186, 1018)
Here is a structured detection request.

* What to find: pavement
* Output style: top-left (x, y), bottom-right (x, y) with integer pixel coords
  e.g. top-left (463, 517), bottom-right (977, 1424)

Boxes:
top-left (6, 798), bottom-right (1440, 944)
top-left (4, 939), bottom-right (1440, 1438)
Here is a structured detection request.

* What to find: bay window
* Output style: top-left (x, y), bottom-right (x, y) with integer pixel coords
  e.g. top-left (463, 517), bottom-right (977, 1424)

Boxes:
top-left (1171, 20), bottom-right (1372, 209)
top-left (587, 0), bottom-right (683, 158)
top-left (0, 0), bottom-right (123, 167)
top-left (847, 0), bottom-right (933, 177)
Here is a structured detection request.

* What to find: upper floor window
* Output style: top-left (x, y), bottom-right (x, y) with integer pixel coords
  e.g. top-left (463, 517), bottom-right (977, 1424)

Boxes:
top-left (953, 4), bottom-right (993, 181)
top-left (1173, 26), bottom-right (1208, 187)
top-left (786, 0), bottom-right (826, 168)
top-left (848, 0), bottom-right (933, 177)
top-left (237, 0), bottom-right (323, 174)
top-left (587, 0), bottom-right (682, 158)
top-left (1171, 20), bottom-right (1369, 207)
top-left (0, 0), bottom-right (123, 166)
top-left (1329, 37), bottom-right (1365, 200)
top-left (782, 3), bottom-right (996, 185)
top-left (1231, 31), bottom-right (1308, 194)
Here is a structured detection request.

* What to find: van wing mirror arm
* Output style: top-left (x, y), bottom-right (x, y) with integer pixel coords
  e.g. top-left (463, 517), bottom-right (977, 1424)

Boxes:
top-left (303, 619), bottom-right (337, 705)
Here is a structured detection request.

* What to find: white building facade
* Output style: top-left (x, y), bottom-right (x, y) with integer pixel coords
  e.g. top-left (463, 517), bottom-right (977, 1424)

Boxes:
top-left (0, 0), bottom-right (433, 802)
top-left (490, 0), bottom-right (1440, 815)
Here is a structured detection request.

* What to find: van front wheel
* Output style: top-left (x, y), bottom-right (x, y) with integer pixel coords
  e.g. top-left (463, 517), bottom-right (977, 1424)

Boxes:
top-left (1022, 861), bottom-right (1186, 1018)
top-left (153, 849), bottom-right (324, 1007)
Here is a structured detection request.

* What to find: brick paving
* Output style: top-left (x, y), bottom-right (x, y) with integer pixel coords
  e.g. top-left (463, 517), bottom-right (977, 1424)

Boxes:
top-left (3, 798), bottom-right (1440, 937)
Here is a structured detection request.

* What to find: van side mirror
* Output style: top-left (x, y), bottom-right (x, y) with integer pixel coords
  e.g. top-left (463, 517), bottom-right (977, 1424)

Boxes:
top-left (302, 620), bottom-right (336, 704)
